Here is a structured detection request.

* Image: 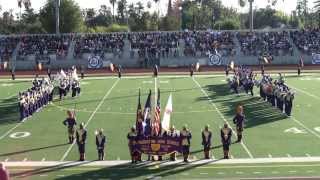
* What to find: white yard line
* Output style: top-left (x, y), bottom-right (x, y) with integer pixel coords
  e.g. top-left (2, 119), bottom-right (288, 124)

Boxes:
top-left (289, 84), bottom-right (320, 100)
top-left (290, 116), bottom-right (320, 139)
top-left (0, 94), bottom-right (17, 100)
top-left (0, 123), bottom-right (23, 140)
top-left (59, 79), bottom-right (119, 161)
top-left (192, 77), bottom-right (254, 159)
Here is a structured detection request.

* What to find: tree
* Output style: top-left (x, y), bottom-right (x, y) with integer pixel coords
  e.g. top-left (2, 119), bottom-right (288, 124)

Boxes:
top-left (117, 0), bottom-right (127, 24)
top-left (315, 0), bottom-right (320, 27)
top-left (110, 0), bottom-right (117, 23)
top-left (39, 0), bottom-right (83, 33)
top-left (239, 0), bottom-right (281, 31)
top-left (19, 8), bottom-right (45, 33)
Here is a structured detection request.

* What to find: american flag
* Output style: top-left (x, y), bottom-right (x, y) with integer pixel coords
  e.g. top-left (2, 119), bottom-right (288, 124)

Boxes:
top-left (152, 88), bottom-right (161, 136)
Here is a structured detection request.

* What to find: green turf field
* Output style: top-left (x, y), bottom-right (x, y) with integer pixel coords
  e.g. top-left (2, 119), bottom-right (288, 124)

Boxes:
top-left (1, 73), bottom-right (320, 179)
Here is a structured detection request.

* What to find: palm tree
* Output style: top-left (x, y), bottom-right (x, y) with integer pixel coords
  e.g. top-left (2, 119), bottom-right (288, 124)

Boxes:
top-left (314, 0), bottom-right (320, 26)
top-left (239, 0), bottom-right (280, 32)
top-left (110, 0), bottom-right (117, 23)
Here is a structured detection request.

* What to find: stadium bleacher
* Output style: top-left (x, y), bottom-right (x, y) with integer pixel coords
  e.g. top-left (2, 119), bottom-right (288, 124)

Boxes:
top-left (291, 29), bottom-right (320, 55)
top-left (1, 30), bottom-right (319, 68)
top-left (237, 31), bottom-right (293, 57)
top-left (0, 37), bottom-right (19, 62)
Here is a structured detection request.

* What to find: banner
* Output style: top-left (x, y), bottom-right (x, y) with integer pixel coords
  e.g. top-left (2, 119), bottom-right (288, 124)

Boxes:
top-left (207, 50), bottom-right (222, 66)
top-left (134, 136), bottom-right (182, 155)
top-left (88, 55), bottom-right (103, 69)
top-left (312, 53), bottom-right (320, 64)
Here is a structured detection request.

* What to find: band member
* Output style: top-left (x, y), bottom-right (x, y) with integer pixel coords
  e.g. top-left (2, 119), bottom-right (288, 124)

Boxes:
top-left (117, 65), bottom-right (122, 78)
top-left (59, 80), bottom-right (66, 100)
top-left (285, 92), bottom-right (294, 116)
top-left (63, 110), bottom-right (77, 144)
top-left (71, 80), bottom-right (81, 97)
top-left (261, 65), bottom-right (265, 75)
top-left (201, 125), bottom-right (212, 159)
top-left (76, 122), bottom-right (87, 161)
top-left (190, 64), bottom-right (194, 77)
top-left (233, 105), bottom-right (245, 142)
top-left (168, 125), bottom-right (179, 161)
top-left (11, 69), bottom-right (15, 80)
top-left (47, 68), bottom-right (51, 79)
top-left (181, 125), bottom-right (192, 162)
top-left (127, 126), bottom-right (138, 163)
top-left (96, 128), bottom-right (106, 160)
top-left (80, 67), bottom-right (84, 79)
top-left (221, 123), bottom-right (232, 159)
top-left (225, 65), bottom-right (229, 76)
top-left (154, 65), bottom-right (158, 77)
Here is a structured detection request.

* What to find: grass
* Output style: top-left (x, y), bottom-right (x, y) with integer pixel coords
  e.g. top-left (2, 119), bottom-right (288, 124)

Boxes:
top-left (1, 73), bottom-right (320, 179)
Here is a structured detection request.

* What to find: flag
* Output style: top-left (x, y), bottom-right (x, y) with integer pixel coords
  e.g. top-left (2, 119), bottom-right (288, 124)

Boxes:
top-left (161, 94), bottom-right (172, 131)
top-left (299, 56), bottom-right (304, 67)
top-left (230, 61), bottom-right (234, 70)
top-left (195, 62), bottom-right (200, 72)
top-left (142, 90), bottom-right (152, 136)
top-left (37, 62), bottom-right (42, 71)
top-left (263, 57), bottom-right (269, 64)
top-left (60, 69), bottom-right (67, 78)
top-left (110, 63), bottom-right (114, 72)
top-left (1, 61), bottom-right (8, 70)
top-left (136, 89), bottom-right (143, 136)
top-left (72, 67), bottom-right (79, 81)
top-left (152, 88), bottom-right (161, 136)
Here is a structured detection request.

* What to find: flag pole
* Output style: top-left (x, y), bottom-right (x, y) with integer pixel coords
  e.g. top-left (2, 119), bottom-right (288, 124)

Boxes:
top-left (154, 77), bottom-right (157, 116)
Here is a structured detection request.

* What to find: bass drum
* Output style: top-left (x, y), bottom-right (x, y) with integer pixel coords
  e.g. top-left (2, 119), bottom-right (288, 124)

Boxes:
top-left (262, 84), bottom-right (273, 95)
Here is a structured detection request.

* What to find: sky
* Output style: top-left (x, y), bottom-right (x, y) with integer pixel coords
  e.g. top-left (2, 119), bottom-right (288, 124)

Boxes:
top-left (0, 0), bottom-right (317, 16)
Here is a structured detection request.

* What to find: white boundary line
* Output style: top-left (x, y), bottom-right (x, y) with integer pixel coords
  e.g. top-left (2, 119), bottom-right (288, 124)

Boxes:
top-left (192, 77), bottom-right (254, 159)
top-left (0, 123), bottom-right (23, 140)
top-left (5, 157), bottom-right (320, 167)
top-left (59, 79), bottom-right (120, 161)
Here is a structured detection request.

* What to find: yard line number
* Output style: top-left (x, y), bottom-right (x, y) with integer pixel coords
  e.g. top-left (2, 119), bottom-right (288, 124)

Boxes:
top-left (285, 127), bottom-right (320, 134)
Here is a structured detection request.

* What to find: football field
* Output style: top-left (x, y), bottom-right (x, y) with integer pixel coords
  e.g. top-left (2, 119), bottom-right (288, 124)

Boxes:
top-left (1, 73), bottom-right (320, 179)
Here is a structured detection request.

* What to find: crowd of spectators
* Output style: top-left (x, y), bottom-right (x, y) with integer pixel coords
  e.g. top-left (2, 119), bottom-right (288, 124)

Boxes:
top-left (128, 32), bottom-right (180, 67)
top-left (74, 34), bottom-right (125, 58)
top-left (182, 31), bottom-right (235, 57)
top-left (0, 37), bottom-right (19, 62)
top-left (237, 31), bottom-right (293, 57)
top-left (291, 29), bottom-right (320, 55)
top-left (3, 30), bottom-right (320, 65)
top-left (18, 35), bottom-right (71, 61)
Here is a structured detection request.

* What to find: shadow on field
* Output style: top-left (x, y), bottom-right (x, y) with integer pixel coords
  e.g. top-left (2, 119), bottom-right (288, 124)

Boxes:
top-left (54, 159), bottom-right (221, 180)
top-left (187, 141), bottom-right (238, 157)
top-left (196, 83), bottom-right (288, 128)
top-left (0, 143), bottom-right (68, 157)
top-left (11, 161), bottom-right (93, 178)
top-left (0, 96), bottom-right (20, 125)
top-left (48, 88), bottom-right (198, 107)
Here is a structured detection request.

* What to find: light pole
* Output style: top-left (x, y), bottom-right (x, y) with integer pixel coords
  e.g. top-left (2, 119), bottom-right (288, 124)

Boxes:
top-left (55, 0), bottom-right (60, 35)
top-left (249, 0), bottom-right (254, 32)
top-left (179, 6), bottom-right (182, 30)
